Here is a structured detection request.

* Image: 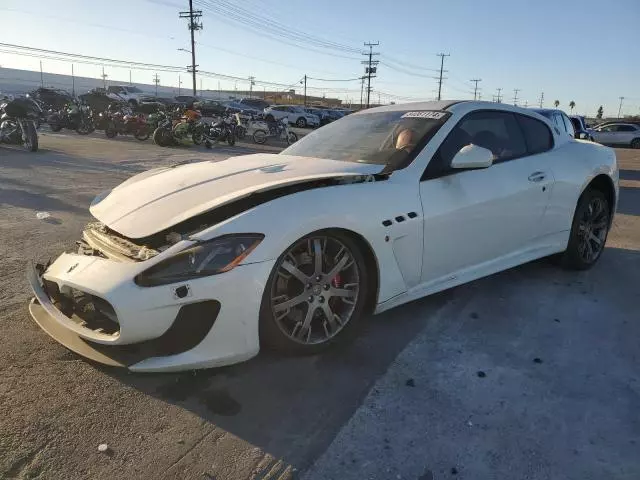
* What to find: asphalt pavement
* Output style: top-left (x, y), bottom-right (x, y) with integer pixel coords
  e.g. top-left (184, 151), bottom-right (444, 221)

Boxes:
top-left (1, 133), bottom-right (638, 480)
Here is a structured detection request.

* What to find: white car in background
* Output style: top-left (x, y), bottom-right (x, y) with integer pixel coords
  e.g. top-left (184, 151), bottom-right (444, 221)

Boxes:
top-left (106, 85), bottom-right (147, 106)
top-left (264, 105), bottom-right (320, 128)
top-left (591, 123), bottom-right (640, 149)
top-left (27, 100), bottom-right (618, 372)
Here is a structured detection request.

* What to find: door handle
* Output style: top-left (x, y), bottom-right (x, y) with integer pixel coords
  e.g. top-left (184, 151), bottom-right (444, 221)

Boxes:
top-left (528, 171), bottom-right (546, 182)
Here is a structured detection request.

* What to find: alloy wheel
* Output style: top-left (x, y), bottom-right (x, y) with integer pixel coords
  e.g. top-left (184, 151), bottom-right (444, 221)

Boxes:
top-left (270, 236), bottom-right (360, 345)
top-left (576, 196), bottom-right (609, 263)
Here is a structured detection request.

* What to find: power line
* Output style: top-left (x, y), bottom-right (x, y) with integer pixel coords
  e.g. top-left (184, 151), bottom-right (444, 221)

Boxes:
top-left (436, 53), bottom-right (450, 101)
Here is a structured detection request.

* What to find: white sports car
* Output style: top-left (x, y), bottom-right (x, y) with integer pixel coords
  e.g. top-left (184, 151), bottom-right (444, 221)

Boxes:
top-left (27, 101), bottom-right (619, 372)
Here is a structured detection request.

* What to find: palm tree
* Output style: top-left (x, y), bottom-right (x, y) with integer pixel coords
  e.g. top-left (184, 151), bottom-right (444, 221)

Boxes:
top-left (554, 100), bottom-right (560, 108)
top-left (569, 101), bottom-right (576, 113)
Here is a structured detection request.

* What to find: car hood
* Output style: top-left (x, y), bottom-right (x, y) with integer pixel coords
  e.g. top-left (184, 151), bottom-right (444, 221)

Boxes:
top-left (90, 153), bottom-right (382, 239)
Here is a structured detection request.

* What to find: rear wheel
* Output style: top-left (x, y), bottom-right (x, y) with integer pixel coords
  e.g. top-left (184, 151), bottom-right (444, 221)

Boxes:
top-left (286, 131), bottom-right (298, 145)
top-left (192, 132), bottom-right (204, 145)
top-left (253, 129), bottom-right (267, 144)
top-left (49, 122), bottom-right (62, 132)
top-left (105, 122), bottom-right (117, 138)
top-left (631, 138), bottom-right (640, 149)
top-left (134, 126), bottom-right (150, 141)
top-left (227, 129), bottom-right (236, 146)
top-left (236, 125), bottom-right (246, 140)
top-left (296, 117), bottom-right (307, 128)
top-left (562, 189), bottom-right (610, 270)
top-left (153, 127), bottom-right (171, 147)
top-left (260, 231), bottom-right (369, 354)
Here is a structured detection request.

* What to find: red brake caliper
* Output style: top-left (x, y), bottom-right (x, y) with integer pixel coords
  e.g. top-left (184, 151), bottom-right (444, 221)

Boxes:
top-left (332, 273), bottom-right (343, 288)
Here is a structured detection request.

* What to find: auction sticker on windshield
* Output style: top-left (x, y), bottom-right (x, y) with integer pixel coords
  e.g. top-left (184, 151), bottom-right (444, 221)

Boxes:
top-left (401, 111), bottom-right (447, 119)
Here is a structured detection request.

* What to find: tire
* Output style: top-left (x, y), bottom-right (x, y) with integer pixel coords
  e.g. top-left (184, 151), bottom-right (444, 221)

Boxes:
top-left (227, 129), bottom-right (236, 146)
top-left (76, 120), bottom-right (92, 135)
top-left (286, 131), bottom-right (298, 145)
top-left (259, 230), bottom-right (370, 354)
top-left (631, 138), bottom-right (640, 149)
top-left (23, 122), bottom-right (38, 152)
top-left (153, 127), bottom-right (171, 147)
top-left (205, 140), bottom-right (212, 149)
top-left (192, 132), bottom-right (203, 145)
top-left (562, 189), bottom-right (610, 270)
top-left (105, 122), bottom-right (117, 138)
top-left (128, 99), bottom-right (138, 108)
top-left (253, 129), bottom-right (268, 144)
top-left (49, 122), bottom-right (62, 132)
top-left (134, 126), bottom-right (150, 141)
top-left (296, 117), bottom-right (307, 128)
top-left (265, 114), bottom-right (275, 123)
top-left (236, 126), bottom-right (246, 140)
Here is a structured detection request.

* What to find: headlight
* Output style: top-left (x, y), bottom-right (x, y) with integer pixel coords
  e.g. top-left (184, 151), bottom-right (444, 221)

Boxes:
top-left (134, 234), bottom-right (264, 287)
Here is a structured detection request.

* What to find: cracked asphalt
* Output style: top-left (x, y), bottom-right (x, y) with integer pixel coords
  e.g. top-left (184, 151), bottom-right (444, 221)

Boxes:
top-left (1, 133), bottom-right (638, 480)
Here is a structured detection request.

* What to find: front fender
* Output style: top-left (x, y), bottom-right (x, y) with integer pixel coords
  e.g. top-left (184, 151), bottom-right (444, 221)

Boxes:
top-left (192, 178), bottom-right (423, 304)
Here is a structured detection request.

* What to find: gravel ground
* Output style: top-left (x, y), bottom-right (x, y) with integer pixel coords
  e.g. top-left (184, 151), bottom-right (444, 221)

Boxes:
top-left (0, 134), bottom-right (638, 480)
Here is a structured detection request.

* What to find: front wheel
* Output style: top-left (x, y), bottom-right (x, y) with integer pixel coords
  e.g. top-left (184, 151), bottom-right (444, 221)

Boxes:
top-left (227, 129), bottom-right (236, 146)
top-left (253, 129), bottom-right (268, 144)
top-left (236, 125), bottom-right (246, 140)
top-left (49, 122), bottom-right (62, 132)
top-left (23, 121), bottom-right (38, 152)
top-left (631, 138), bottom-right (640, 149)
top-left (153, 127), bottom-right (172, 147)
top-left (76, 118), bottom-right (92, 135)
top-left (296, 117), bottom-right (307, 128)
top-left (562, 189), bottom-right (610, 270)
top-left (192, 132), bottom-right (204, 145)
top-left (134, 126), bottom-right (150, 141)
top-left (286, 131), bottom-right (298, 145)
top-left (259, 231), bottom-right (370, 354)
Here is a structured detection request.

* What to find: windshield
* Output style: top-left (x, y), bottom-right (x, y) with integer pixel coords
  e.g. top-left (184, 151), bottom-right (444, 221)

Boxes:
top-left (281, 110), bottom-right (449, 168)
top-left (126, 86), bottom-right (143, 93)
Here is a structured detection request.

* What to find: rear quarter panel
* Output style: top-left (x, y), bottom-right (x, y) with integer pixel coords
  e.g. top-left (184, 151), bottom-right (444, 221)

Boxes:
top-left (546, 140), bottom-right (618, 231)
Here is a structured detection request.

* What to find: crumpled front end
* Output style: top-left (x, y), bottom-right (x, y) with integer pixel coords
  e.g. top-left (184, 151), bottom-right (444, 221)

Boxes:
top-left (26, 223), bottom-right (274, 372)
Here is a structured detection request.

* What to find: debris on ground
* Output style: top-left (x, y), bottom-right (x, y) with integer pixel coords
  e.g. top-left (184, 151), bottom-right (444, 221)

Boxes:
top-left (36, 211), bottom-right (51, 220)
top-left (97, 443), bottom-right (109, 453)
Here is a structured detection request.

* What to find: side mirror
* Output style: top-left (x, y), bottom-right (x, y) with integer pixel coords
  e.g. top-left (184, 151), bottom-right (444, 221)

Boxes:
top-left (451, 144), bottom-right (493, 169)
top-left (578, 132), bottom-right (589, 140)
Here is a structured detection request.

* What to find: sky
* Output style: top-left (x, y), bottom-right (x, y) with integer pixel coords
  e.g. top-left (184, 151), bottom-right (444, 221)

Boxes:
top-left (0, 0), bottom-right (638, 116)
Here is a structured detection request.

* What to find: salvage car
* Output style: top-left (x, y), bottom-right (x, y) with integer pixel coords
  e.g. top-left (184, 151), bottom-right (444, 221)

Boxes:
top-left (27, 100), bottom-right (618, 372)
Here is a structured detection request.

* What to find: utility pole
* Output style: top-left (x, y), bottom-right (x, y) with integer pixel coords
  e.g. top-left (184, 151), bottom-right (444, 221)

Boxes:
top-left (248, 76), bottom-right (255, 98)
top-left (360, 76), bottom-right (365, 108)
top-left (40, 61), bottom-right (43, 87)
top-left (513, 88), bottom-right (520, 106)
top-left (524, 100), bottom-right (528, 108)
top-left (470, 78), bottom-right (482, 100)
top-left (101, 66), bottom-right (108, 89)
top-left (129, 70), bottom-right (132, 85)
top-left (618, 96), bottom-right (624, 118)
top-left (153, 73), bottom-right (160, 96)
top-left (495, 88), bottom-right (502, 103)
top-left (538, 91), bottom-right (544, 108)
top-left (362, 42), bottom-right (380, 108)
top-left (178, 75), bottom-right (182, 96)
top-left (436, 53), bottom-right (450, 101)
top-left (179, 0), bottom-right (202, 97)
top-left (302, 75), bottom-right (307, 106)
top-left (71, 64), bottom-right (75, 96)
top-left (200, 78), bottom-right (202, 96)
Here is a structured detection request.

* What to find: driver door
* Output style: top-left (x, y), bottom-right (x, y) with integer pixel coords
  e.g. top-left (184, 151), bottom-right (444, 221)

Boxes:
top-left (418, 110), bottom-right (553, 284)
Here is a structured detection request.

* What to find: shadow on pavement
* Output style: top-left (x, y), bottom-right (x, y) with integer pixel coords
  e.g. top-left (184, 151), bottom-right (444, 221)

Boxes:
top-left (103, 289), bottom-right (452, 470)
top-left (618, 169), bottom-right (639, 216)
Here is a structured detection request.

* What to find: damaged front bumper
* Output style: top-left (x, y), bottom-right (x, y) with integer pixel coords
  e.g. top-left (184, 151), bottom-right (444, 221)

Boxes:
top-left (26, 252), bottom-right (275, 372)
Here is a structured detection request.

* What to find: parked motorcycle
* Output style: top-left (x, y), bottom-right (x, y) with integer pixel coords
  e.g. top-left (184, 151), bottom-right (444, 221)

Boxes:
top-left (153, 107), bottom-right (202, 147)
top-left (48, 102), bottom-right (94, 135)
top-left (0, 97), bottom-right (40, 152)
top-left (203, 115), bottom-right (236, 148)
top-left (103, 106), bottom-right (150, 141)
top-left (252, 116), bottom-right (298, 145)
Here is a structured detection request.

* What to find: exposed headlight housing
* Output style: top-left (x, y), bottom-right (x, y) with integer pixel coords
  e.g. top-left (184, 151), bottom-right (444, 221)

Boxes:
top-left (134, 234), bottom-right (264, 287)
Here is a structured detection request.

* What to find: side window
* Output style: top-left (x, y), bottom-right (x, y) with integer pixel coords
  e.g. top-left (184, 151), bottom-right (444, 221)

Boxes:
top-left (618, 125), bottom-right (636, 132)
top-left (562, 114), bottom-right (575, 137)
top-left (516, 114), bottom-right (554, 154)
top-left (423, 111), bottom-right (527, 179)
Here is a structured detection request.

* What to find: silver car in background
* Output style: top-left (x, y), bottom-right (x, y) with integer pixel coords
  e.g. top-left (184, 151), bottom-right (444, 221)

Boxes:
top-left (591, 123), bottom-right (640, 148)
